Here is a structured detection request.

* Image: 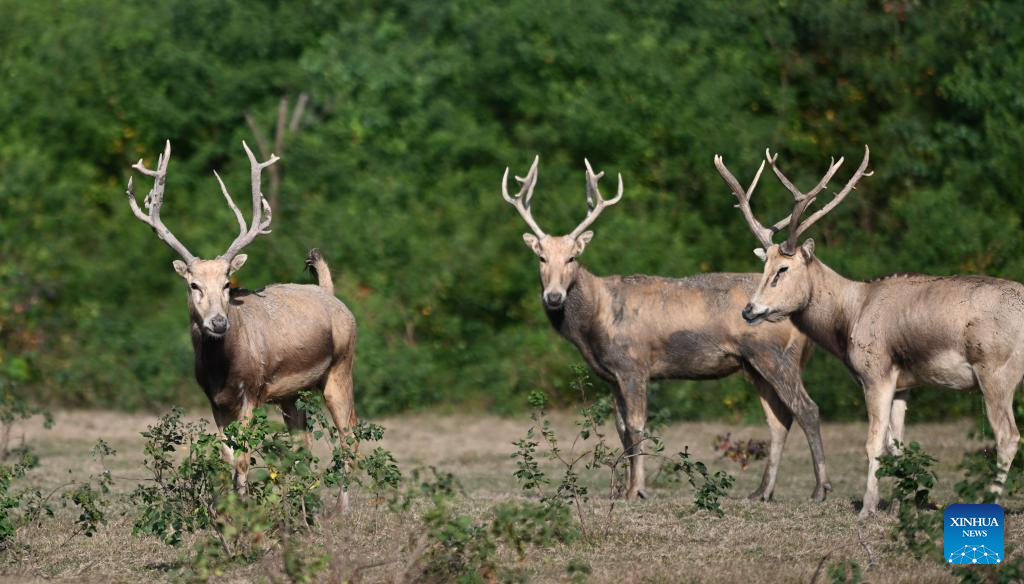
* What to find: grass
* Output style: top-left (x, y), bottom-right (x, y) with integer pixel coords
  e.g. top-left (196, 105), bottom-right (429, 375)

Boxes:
top-left (1, 409), bottom-right (1021, 583)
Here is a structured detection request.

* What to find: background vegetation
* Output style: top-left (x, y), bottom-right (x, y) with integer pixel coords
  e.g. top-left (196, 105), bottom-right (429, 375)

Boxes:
top-left (1, 0), bottom-right (1022, 422)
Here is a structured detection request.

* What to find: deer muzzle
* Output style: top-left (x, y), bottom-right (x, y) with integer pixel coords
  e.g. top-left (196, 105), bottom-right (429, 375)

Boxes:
top-left (543, 291), bottom-right (565, 310)
top-left (741, 302), bottom-right (771, 325)
top-left (204, 314), bottom-right (230, 338)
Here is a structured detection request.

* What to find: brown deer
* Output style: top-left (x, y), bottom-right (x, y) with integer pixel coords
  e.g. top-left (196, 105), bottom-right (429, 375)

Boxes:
top-left (126, 141), bottom-right (358, 507)
top-left (503, 156), bottom-right (832, 501)
top-left (717, 145), bottom-right (1024, 516)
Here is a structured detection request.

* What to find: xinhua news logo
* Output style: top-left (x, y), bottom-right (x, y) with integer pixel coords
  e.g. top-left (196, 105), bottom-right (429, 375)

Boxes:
top-left (944, 503), bottom-right (1004, 565)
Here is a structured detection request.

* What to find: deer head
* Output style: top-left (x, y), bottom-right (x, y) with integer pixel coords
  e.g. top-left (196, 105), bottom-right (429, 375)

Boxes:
top-left (127, 141), bottom-right (278, 338)
top-left (715, 146), bottom-right (872, 324)
top-left (503, 156), bottom-right (622, 310)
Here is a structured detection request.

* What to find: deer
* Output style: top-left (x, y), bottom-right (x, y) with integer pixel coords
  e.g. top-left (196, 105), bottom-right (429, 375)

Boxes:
top-left (502, 156), bottom-right (832, 502)
top-left (126, 141), bottom-right (358, 508)
top-left (716, 144), bottom-right (1024, 517)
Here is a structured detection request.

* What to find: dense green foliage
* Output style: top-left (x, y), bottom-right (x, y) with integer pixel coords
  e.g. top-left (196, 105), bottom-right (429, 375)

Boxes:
top-left (2, 1), bottom-right (1023, 420)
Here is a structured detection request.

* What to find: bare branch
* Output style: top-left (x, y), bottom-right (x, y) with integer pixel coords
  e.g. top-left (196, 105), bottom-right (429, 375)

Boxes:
top-left (288, 92), bottom-right (309, 132)
top-left (568, 158), bottom-right (623, 240)
top-left (501, 155), bottom-right (546, 238)
top-left (274, 96), bottom-right (288, 155)
top-left (244, 112), bottom-right (272, 160)
top-left (126, 140), bottom-right (196, 264)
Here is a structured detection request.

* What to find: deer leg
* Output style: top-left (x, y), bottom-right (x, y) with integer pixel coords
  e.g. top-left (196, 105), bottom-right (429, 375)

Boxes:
top-left (885, 390), bottom-right (909, 455)
top-left (860, 373), bottom-right (898, 518)
top-left (608, 396), bottom-right (629, 498)
top-left (211, 405), bottom-right (237, 471)
top-left (231, 399), bottom-right (255, 494)
top-left (281, 398), bottom-right (312, 451)
top-left (975, 366), bottom-right (1022, 495)
top-left (745, 355), bottom-right (831, 502)
top-left (615, 375), bottom-right (649, 500)
top-left (748, 373), bottom-right (793, 502)
top-left (322, 352), bottom-right (357, 513)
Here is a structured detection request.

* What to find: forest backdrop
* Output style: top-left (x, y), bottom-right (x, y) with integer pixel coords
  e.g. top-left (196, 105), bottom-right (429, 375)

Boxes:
top-left (1, 0), bottom-right (1022, 422)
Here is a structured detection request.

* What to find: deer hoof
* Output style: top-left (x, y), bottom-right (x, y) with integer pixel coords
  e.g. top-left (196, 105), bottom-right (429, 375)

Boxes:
top-left (747, 489), bottom-right (771, 502)
top-left (858, 506), bottom-right (878, 520)
top-left (626, 488), bottom-right (649, 500)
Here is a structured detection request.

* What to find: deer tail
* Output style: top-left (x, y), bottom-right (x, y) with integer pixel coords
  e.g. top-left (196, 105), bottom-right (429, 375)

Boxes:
top-left (305, 248), bottom-right (334, 295)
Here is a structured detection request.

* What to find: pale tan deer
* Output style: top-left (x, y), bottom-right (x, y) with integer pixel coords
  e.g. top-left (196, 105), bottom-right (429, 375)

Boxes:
top-left (126, 141), bottom-right (358, 507)
top-left (717, 145), bottom-right (1024, 516)
top-left (504, 156), bottom-right (832, 501)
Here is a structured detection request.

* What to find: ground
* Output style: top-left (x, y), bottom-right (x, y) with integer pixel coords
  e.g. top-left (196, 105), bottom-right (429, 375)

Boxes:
top-left (0, 409), bottom-right (1019, 583)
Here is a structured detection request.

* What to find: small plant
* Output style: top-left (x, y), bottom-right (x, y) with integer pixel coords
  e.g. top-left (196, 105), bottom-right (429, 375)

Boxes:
top-left (827, 559), bottom-right (863, 584)
top-left (0, 447), bottom-right (40, 547)
top-left (954, 446), bottom-right (1024, 504)
top-left (712, 432), bottom-right (768, 470)
top-left (399, 467), bottom-right (577, 583)
top-left (875, 441), bottom-right (942, 560)
top-left (0, 383), bottom-right (53, 460)
top-left (565, 557), bottom-right (592, 584)
top-left (511, 373), bottom-right (632, 542)
top-left (661, 447), bottom-right (735, 516)
top-left (132, 403), bottom-right (400, 576)
top-left (281, 539), bottom-right (329, 584)
top-left (131, 408), bottom-right (231, 546)
top-left (876, 441), bottom-right (938, 509)
top-left (489, 500), bottom-right (578, 559)
top-left (3, 438), bottom-right (115, 547)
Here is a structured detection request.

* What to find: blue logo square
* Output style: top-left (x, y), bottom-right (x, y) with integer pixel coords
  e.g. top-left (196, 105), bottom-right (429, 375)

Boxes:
top-left (944, 503), bottom-right (1004, 565)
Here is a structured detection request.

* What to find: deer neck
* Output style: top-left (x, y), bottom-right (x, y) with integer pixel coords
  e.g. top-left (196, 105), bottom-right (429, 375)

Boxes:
top-left (544, 266), bottom-right (606, 342)
top-left (188, 299), bottom-right (244, 394)
top-left (789, 258), bottom-right (867, 360)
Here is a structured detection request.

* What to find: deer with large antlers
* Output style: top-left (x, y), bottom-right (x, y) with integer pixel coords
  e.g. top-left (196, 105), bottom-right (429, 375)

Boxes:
top-left (126, 141), bottom-right (358, 506)
top-left (717, 145), bottom-right (1024, 516)
top-left (504, 156), bottom-right (832, 501)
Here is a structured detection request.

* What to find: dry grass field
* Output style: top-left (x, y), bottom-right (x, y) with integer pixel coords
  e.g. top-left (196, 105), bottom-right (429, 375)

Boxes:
top-left (0, 409), bottom-right (1020, 583)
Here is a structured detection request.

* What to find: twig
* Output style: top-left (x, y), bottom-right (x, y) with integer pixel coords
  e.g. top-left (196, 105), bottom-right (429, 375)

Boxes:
top-left (808, 551), bottom-right (832, 584)
top-left (857, 524), bottom-right (877, 569)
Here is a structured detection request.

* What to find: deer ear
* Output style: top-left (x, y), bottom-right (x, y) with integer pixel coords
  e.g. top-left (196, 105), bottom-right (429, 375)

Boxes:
top-left (753, 248), bottom-right (767, 262)
top-left (575, 231), bottom-right (594, 254)
top-left (172, 260), bottom-right (189, 279)
top-left (800, 239), bottom-right (815, 260)
top-left (229, 254), bottom-right (248, 275)
top-left (522, 233), bottom-right (544, 256)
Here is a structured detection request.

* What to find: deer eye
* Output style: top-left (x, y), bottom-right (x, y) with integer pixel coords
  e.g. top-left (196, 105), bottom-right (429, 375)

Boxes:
top-left (190, 283), bottom-right (201, 291)
top-left (539, 256), bottom-right (547, 263)
top-left (771, 266), bottom-right (788, 287)
top-left (223, 282), bottom-right (231, 290)
top-left (566, 257), bottom-right (576, 264)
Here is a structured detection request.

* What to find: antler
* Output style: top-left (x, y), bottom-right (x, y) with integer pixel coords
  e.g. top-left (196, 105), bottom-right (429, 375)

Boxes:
top-left (501, 155), bottom-right (546, 238)
top-left (219, 141), bottom-right (279, 261)
top-left (127, 141), bottom-right (197, 264)
top-left (568, 159), bottom-right (623, 239)
top-left (767, 145), bottom-right (872, 254)
top-left (714, 154), bottom-right (777, 250)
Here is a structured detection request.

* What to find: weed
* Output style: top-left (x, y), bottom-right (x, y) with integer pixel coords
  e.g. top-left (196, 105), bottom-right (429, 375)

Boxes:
top-left (660, 447), bottom-right (734, 516)
top-left (876, 441), bottom-right (938, 509)
top-left (826, 559), bottom-right (863, 584)
top-left (132, 402), bottom-right (399, 578)
top-left (0, 384), bottom-right (52, 460)
top-left (875, 441), bottom-right (942, 560)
